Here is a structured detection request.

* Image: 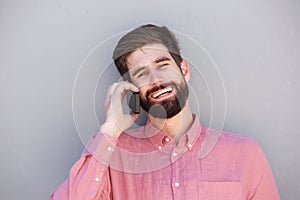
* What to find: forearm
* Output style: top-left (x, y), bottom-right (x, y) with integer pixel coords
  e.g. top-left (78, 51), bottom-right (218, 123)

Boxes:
top-left (50, 131), bottom-right (117, 200)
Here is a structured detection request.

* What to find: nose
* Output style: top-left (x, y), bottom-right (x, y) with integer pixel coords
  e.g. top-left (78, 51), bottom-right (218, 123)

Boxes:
top-left (149, 67), bottom-right (163, 85)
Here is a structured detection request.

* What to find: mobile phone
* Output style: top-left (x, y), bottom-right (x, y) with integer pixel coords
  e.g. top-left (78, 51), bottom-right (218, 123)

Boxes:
top-left (128, 91), bottom-right (140, 114)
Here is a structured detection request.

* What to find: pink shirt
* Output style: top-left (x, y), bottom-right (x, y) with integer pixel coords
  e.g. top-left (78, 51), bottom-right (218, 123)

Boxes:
top-left (50, 116), bottom-right (280, 199)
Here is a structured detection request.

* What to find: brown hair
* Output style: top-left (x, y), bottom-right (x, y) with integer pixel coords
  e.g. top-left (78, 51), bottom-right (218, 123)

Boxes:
top-left (112, 24), bottom-right (183, 81)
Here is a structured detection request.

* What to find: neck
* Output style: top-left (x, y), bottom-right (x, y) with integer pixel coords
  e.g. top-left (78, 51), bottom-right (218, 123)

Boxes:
top-left (148, 102), bottom-right (194, 143)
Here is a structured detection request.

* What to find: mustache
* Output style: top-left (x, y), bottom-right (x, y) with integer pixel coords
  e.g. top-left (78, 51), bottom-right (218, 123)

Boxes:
top-left (146, 82), bottom-right (176, 98)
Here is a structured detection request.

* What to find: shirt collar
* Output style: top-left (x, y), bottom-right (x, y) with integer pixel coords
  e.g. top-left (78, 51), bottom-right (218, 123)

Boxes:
top-left (143, 114), bottom-right (202, 151)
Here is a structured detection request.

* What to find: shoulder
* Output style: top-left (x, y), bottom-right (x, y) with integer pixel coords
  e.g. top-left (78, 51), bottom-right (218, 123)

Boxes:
top-left (202, 127), bottom-right (259, 155)
top-left (203, 127), bottom-right (257, 145)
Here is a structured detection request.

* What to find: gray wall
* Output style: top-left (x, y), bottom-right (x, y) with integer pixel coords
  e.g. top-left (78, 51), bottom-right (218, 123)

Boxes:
top-left (1, 0), bottom-right (299, 199)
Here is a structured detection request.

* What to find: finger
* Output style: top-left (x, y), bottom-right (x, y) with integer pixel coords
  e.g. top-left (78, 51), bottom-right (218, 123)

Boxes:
top-left (108, 82), bottom-right (120, 96)
top-left (130, 111), bottom-right (140, 122)
top-left (104, 84), bottom-right (114, 108)
top-left (114, 82), bottom-right (139, 98)
top-left (104, 95), bottom-right (111, 110)
top-left (105, 82), bottom-right (139, 112)
top-left (104, 82), bottom-right (123, 107)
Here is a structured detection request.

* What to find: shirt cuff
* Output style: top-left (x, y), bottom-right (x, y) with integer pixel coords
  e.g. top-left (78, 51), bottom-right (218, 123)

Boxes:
top-left (83, 131), bottom-right (118, 166)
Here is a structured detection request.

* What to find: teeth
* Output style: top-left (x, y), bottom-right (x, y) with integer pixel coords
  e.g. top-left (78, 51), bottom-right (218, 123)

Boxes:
top-left (152, 87), bottom-right (172, 98)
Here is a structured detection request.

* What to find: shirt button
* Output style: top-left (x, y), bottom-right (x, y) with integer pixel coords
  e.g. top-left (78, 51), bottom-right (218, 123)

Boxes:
top-left (165, 137), bottom-right (170, 142)
top-left (172, 152), bottom-right (178, 157)
top-left (106, 146), bottom-right (114, 152)
top-left (95, 177), bottom-right (100, 182)
top-left (174, 182), bottom-right (180, 187)
top-left (158, 145), bottom-right (162, 150)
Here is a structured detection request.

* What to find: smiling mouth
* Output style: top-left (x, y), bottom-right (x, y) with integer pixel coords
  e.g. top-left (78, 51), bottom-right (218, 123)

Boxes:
top-left (151, 87), bottom-right (173, 99)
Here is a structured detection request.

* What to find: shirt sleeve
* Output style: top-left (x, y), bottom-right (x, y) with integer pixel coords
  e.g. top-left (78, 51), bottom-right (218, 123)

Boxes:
top-left (49, 132), bottom-right (117, 200)
top-left (246, 142), bottom-right (281, 200)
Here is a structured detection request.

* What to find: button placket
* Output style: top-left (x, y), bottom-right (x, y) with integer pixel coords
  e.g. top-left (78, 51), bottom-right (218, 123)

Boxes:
top-left (171, 151), bottom-right (178, 163)
top-left (171, 153), bottom-right (181, 200)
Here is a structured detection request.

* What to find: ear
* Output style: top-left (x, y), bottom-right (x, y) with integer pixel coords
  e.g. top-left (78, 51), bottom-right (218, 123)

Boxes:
top-left (180, 60), bottom-right (190, 82)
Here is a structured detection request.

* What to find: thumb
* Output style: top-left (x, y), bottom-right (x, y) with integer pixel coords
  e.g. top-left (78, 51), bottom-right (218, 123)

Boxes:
top-left (130, 112), bottom-right (139, 122)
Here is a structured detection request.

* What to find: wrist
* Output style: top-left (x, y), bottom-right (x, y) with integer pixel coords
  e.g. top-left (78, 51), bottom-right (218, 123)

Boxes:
top-left (100, 121), bottom-right (122, 139)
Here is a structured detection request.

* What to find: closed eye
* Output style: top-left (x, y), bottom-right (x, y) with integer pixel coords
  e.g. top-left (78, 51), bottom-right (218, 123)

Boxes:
top-left (157, 62), bottom-right (169, 69)
top-left (136, 70), bottom-right (149, 78)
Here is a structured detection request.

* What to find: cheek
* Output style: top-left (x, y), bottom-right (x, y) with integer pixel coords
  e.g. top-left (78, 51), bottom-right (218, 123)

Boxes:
top-left (138, 87), bottom-right (148, 99)
top-left (163, 70), bottom-right (182, 81)
top-left (134, 79), bottom-right (151, 88)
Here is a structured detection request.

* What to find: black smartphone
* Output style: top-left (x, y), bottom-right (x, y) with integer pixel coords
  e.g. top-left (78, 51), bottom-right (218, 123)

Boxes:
top-left (127, 91), bottom-right (140, 114)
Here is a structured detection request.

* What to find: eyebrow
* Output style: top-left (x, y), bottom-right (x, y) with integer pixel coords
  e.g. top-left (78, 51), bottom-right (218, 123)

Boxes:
top-left (131, 56), bottom-right (171, 77)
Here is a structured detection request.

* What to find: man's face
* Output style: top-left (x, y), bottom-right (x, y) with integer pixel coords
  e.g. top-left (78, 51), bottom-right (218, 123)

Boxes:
top-left (126, 43), bottom-right (190, 119)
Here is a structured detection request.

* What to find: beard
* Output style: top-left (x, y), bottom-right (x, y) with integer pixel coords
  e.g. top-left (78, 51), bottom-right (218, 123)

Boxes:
top-left (140, 80), bottom-right (189, 119)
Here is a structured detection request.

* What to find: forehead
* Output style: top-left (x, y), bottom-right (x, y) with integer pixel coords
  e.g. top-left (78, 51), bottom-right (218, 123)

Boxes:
top-left (127, 43), bottom-right (171, 70)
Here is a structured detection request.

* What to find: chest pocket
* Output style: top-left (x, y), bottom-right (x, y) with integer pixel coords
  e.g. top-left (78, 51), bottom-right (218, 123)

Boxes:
top-left (198, 181), bottom-right (243, 200)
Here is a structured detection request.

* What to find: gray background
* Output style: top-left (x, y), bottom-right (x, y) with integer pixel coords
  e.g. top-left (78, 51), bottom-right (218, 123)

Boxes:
top-left (1, 0), bottom-right (299, 199)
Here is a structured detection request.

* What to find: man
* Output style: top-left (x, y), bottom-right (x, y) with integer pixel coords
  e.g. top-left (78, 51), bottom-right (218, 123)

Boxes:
top-left (50, 24), bottom-right (280, 199)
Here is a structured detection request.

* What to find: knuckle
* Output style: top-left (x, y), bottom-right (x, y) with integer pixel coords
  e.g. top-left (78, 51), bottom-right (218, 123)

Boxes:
top-left (111, 83), bottom-right (118, 87)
